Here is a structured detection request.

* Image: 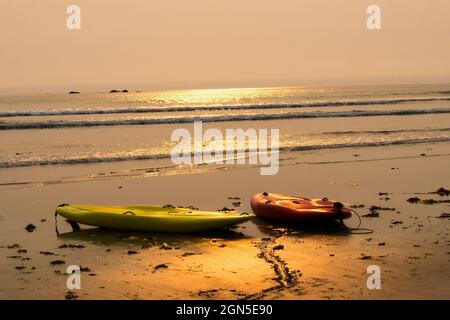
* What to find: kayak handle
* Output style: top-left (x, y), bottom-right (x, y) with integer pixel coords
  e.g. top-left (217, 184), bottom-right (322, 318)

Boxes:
top-left (123, 211), bottom-right (136, 215)
top-left (333, 202), bottom-right (344, 209)
top-left (57, 203), bottom-right (70, 207)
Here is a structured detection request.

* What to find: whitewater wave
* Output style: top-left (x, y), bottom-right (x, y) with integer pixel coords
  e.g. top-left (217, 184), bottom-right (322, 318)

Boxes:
top-left (285, 137), bottom-right (450, 152)
top-left (1, 97), bottom-right (449, 118)
top-left (2, 136), bottom-right (450, 168)
top-left (1, 108), bottom-right (450, 130)
top-left (321, 127), bottom-right (450, 135)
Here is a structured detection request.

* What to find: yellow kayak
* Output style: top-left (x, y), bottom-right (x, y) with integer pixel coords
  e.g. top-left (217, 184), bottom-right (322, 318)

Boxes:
top-left (55, 204), bottom-right (254, 233)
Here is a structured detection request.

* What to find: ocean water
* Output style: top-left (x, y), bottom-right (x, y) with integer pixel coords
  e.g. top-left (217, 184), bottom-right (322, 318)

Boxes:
top-left (1, 84), bottom-right (450, 174)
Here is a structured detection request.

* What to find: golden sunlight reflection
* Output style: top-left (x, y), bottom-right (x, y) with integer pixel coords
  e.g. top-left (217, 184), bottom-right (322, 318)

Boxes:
top-left (136, 87), bottom-right (312, 105)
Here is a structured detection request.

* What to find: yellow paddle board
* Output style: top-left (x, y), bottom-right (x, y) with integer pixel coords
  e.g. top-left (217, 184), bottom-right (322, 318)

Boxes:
top-left (55, 204), bottom-right (254, 233)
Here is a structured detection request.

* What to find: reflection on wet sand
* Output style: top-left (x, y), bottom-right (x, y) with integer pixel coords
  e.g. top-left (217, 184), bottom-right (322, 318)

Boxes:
top-left (56, 224), bottom-right (251, 249)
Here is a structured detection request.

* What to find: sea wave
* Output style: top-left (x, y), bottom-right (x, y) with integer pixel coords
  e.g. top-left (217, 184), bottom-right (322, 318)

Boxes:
top-left (2, 136), bottom-right (450, 168)
top-left (1, 108), bottom-right (450, 130)
top-left (1, 97), bottom-right (449, 118)
top-left (321, 127), bottom-right (450, 135)
top-left (284, 137), bottom-right (450, 152)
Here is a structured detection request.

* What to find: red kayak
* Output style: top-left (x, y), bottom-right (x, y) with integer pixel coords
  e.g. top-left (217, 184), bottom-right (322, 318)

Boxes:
top-left (250, 192), bottom-right (352, 222)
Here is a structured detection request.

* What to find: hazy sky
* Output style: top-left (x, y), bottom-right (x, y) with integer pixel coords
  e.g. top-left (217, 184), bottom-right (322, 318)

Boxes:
top-left (1, 0), bottom-right (449, 93)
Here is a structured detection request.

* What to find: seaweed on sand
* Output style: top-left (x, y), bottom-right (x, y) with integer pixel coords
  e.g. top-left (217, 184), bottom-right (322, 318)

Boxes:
top-left (407, 197), bottom-right (421, 204)
top-left (431, 187), bottom-right (450, 197)
top-left (421, 199), bottom-right (450, 205)
top-left (369, 205), bottom-right (396, 211)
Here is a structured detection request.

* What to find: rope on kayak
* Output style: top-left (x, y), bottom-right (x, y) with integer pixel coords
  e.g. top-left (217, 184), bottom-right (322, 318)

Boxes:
top-left (54, 211), bottom-right (60, 236)
top-left (345, 209), bottom-right (374, 234)
top-left (54, 204), bottom-right (70, 235)
top-left (54, 204), bottom-right (81, 235)
top-left (331, 202), bottom-right (373, 234)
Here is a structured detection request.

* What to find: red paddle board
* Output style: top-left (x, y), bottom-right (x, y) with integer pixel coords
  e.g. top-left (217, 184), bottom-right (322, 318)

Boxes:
top-left (251, 192), bottom-right (352, 222)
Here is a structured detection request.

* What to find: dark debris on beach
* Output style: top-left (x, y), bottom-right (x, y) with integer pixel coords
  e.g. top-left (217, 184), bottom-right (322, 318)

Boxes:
top-left (362, 205), bottom-right (396, 217)
top-left (25, 224), bottom-right (36, 232)
top-left (407, 197), bottom-right (450, 205)
top-left (59, 244), bottom-right (86, 249)
top-left (362, 212), bottom-right (379, 218)
top-left (4, 244), bottom-right (22, 249)
top-left (65, 291), bottom-right (78, 300)
top-left (40, 251), bottom-right (56, 256)
top-left (407, 197), bottom-right (421, 204)
top-left (160, 243), bottom-right (173, 250)
top-left (407, 187), bottom-right (450, 203)
top-left (153, 263), bottom-right (169, 272)
top-left (80, 266), bottom-right (92, 272)
top-left (217, 207), bottom-right (235, 212)
top-left (182, 252), bottom-right (201, 257)
top-left (369, 205), bottom-right (396, 212)
top-left (432, 187), bottom-right (450, 197)
top-left (50, 260), bottom-right (66, 266)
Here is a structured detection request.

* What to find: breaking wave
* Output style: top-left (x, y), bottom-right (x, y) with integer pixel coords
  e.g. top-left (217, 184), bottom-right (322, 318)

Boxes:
top-left (1, 97), bottom-right (449, 118)
top-left (2, 108), bottom-right (450, 130)
top-left (2, 136), bottom-right (450, 168)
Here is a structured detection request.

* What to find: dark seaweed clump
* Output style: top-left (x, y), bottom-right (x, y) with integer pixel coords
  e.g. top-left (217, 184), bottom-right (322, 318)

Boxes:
top-left (408, 197), bottom-right (450, 205)
top-left (362, 212), bottom-right (379, 218)
top-left (369, 205), bottom-right (396, 212)
top-left (432, 187), bottom-right (450, 197)
top-left (407, 197), bottom-right (420, 204)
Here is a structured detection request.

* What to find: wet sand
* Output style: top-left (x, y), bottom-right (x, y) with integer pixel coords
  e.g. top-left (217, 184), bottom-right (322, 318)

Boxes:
top-left (1, 142), bottom-right (450, 299)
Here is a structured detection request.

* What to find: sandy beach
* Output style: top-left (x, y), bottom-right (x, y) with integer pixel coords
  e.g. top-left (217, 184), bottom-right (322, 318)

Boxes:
top-left (1, 140), bottom-right (449, 300)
